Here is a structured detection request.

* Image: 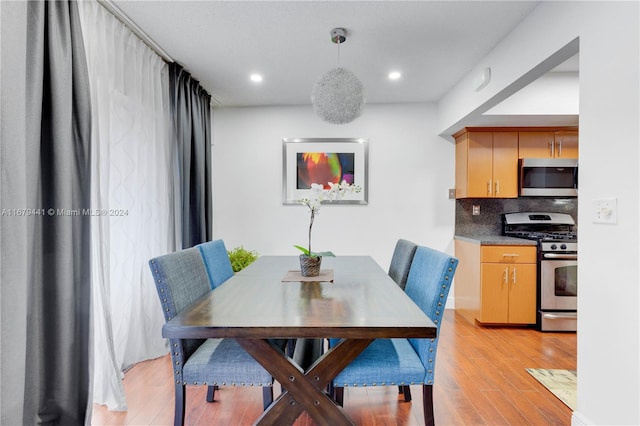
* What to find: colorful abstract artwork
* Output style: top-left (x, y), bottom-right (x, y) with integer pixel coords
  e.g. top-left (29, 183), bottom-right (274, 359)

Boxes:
top-left (282, 138), bottom-right (368, 205)
top-left (296, 152), bottom-right (355, 189)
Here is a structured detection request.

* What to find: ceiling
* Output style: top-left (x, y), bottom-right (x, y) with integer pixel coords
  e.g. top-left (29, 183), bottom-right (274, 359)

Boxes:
top-left (109, 1), bottom-right (545, 108)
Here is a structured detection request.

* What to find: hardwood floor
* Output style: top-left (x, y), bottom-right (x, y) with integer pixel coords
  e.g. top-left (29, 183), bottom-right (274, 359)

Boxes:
top-left (91, 310), bottom-right (576, 425)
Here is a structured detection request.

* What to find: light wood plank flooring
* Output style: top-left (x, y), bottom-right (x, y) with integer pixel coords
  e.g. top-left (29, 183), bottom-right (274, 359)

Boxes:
top-left (91, 310), bottom-right (576, 425)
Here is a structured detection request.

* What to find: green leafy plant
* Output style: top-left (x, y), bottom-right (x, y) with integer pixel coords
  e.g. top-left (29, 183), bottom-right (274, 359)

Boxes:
top-left (295, 181), bottom-right (361, 258)
top-left (227, 246), bottom-right (258, 272)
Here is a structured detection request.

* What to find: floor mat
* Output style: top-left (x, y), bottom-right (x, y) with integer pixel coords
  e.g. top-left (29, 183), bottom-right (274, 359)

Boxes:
top-left (526, 368), bottom-right (577, 411)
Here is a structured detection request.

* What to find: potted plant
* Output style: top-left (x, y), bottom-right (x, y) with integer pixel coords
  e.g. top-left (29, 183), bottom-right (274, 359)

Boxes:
top-left (227, 246), bottom-right (258, 272)
top-left (295, 181), bottom-right (361, 276)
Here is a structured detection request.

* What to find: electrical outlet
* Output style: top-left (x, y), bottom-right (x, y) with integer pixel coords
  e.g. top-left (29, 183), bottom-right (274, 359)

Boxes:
top-left (448, 189), bottom-right (456, 199)
top-left (593, 197), bottom-right (617, 224)
top-left (472, 205), bottom-right (480, 216)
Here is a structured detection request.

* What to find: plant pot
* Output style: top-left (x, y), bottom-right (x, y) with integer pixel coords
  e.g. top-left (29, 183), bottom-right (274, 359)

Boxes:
top-left (299, 254), bottom-right (322, 277)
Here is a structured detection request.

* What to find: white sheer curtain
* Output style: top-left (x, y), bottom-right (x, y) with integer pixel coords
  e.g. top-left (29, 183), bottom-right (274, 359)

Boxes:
top-left (79, 1), bottom-right (176, 410)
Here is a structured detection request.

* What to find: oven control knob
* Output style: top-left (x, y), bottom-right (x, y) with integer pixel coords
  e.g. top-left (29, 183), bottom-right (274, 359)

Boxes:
top-left (560, 244), bottom-right (567, 250)
top-left (550, 244), bottom-right (557, 250)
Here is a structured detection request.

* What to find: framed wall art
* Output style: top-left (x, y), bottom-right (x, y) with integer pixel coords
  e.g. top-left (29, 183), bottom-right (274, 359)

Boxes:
top-left (282, 138), bottom-right (369, 205)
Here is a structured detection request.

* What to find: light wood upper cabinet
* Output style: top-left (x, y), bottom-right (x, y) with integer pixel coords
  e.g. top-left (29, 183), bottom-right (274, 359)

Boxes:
top-left (554, 130), bottom-right (579, 158)
top-left (518, 130), bottom-right (579, 158)
top-left (492, 132), bottom-right (519, 197)
top-left (455, 130), bottom-right (518, 198)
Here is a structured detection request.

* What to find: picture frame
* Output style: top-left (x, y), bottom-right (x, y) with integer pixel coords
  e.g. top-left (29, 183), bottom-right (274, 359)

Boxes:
top-left (282, 138), bottom-right (369, 205)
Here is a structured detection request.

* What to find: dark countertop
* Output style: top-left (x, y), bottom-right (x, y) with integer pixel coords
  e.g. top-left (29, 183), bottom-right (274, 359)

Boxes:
top-left (454, 235), bottom-right (538, 246)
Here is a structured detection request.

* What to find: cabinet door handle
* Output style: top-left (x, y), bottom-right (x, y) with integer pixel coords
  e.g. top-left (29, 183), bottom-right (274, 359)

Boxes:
top-left (502, 254), bottom-right (520, 258)
top-left (549, 140), bottom-right (554, 157)
top-left (557, 139), bottom-right (562, 157)
top-left (512, 267), bottom-right (517, 284)
top-left (503, 267), bottom-right (508, 284)
top-left (487, 179), bottom-right (492, 195)
top-left (495, 180), bottom-right (500, 195)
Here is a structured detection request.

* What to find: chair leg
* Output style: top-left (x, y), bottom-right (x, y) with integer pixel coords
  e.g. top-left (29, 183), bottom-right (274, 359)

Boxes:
top-left (287, 338), bottom-right (296, 358)
top-left (422, 384), bottom-right (434, 426)
top-left (262, 386), bottom-right (274, 411)
top-left (206, 385), bottom-right (215, 402)
top-left (174, 383), bottom-right (186, 426)
top-left (334, 386), bottom-right (344, 406)
top-left (402, 385), bottom-right (412, 402)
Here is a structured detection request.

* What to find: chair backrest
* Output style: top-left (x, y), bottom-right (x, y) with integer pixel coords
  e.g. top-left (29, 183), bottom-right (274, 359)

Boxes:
top-left (196, 240), bottom-right (234, 289)
top-left (404, 246), bottom-right (458, 384)
top-left (149, 247), bottom-right (212, 363)
top-left (388, 239), bottom-right (418, 290)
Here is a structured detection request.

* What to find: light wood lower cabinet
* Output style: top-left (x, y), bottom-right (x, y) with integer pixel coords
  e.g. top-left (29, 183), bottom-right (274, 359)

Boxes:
top-left (455, 240), bottom-right (537, 325)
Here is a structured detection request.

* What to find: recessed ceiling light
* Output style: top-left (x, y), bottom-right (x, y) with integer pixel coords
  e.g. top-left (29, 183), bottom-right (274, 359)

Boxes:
top-left (250, 74), bottom-right (263, 83)
top-left (388, 71), bottom-right (402, 80)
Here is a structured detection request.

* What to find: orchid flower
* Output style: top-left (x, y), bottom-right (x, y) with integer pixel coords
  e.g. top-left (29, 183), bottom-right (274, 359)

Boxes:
top-left (295, 181), bottom-right (362, 257)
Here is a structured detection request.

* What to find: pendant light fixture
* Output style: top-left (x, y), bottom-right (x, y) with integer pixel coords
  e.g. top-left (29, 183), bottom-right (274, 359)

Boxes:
top-left (311, 28), bottom-right (365, 125)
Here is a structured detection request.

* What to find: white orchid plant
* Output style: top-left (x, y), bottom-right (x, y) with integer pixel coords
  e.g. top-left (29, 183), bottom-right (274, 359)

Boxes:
top-left (294, 181), bottom-right (362, 258)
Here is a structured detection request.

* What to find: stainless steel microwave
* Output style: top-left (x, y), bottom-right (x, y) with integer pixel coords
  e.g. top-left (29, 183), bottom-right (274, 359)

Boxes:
top-left (519, 158), bottom-right (578, 197)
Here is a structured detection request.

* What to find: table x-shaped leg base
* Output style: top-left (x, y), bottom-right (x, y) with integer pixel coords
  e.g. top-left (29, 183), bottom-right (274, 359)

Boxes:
top-left (236, 338), bottom-right (374, 426)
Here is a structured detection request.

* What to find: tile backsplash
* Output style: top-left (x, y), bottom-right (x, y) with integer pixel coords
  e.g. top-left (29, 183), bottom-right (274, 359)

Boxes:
top-left (455, 198), bottom-right (578, 236)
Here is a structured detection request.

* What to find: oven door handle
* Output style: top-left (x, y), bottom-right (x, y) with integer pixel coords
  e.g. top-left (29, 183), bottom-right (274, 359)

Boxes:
top-left (542, 312), bottom-right (577, 320)
top-left (542, 253), bottom-right (578, 260)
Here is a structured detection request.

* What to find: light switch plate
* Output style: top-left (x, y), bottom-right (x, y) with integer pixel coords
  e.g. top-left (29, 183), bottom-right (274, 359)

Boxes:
top-left (448, 188), bottom-right (456, 199)
top-left (593, 197), bottom-right (617, 224)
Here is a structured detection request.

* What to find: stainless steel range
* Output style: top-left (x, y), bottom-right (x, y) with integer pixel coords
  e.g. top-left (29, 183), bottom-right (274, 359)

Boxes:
top-left (503, 212), bottom-right (577, 332)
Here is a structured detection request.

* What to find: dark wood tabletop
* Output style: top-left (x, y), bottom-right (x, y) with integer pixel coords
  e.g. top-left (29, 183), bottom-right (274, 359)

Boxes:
top-left (162, 255), bottom-right (436, 340)
top-left (162, 255), bottom-right (436, 426)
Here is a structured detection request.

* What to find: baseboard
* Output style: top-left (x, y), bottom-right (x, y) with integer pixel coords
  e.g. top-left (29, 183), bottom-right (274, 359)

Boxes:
top-left (571, 410), bottom-right (592, 425)
top-left (445, 295), bottom-right (455, 309)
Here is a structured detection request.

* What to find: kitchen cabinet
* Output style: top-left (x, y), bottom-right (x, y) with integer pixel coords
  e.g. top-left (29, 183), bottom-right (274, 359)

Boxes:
top-left (518, 130), bottom-right (578, 159)
top-left (454, 239), bottom-right (537, 325)
top-left (455, 130), bottom-right (518, 198)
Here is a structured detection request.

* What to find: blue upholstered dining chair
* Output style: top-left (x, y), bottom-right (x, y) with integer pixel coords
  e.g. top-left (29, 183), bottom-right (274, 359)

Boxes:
top-left (387, 238), bottom-right (419, 401)
top-left (331, 246), bottom-right (459, 426)
top-left (388, 238), bottom-right (418, 290)
top-left (196, 239), bottom-right (234, 289)
top-left (197, 239), bottom-right (294, 357)
top-left (149, 247), bottom-right (274, 426)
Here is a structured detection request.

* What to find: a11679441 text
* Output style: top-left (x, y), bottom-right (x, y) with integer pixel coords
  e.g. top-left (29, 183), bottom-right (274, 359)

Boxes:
top-left (1, 208), bottom-right (129, 217)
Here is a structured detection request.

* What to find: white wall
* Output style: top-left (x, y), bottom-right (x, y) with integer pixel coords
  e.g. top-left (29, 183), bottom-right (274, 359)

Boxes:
top-left (438, 2), bottom-right (640, 425)
top-left (485, 72), bottom-right (579, 115)
top-left (212, 103), bottom-right (457, 303)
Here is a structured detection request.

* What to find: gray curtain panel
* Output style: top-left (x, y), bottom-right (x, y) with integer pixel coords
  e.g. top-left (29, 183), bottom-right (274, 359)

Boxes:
top-left (1, 1), bottom-right (92, 424)
top-left (169, 62), bottom-right (212, 248)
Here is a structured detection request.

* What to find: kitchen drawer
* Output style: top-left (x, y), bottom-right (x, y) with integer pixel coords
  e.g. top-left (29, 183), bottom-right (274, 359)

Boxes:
top-left (481, 246), bottom-right (536, 263)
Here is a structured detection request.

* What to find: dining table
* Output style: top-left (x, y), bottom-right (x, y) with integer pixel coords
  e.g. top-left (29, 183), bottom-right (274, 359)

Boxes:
top-left (162, 255), bottom-right (437, 426)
